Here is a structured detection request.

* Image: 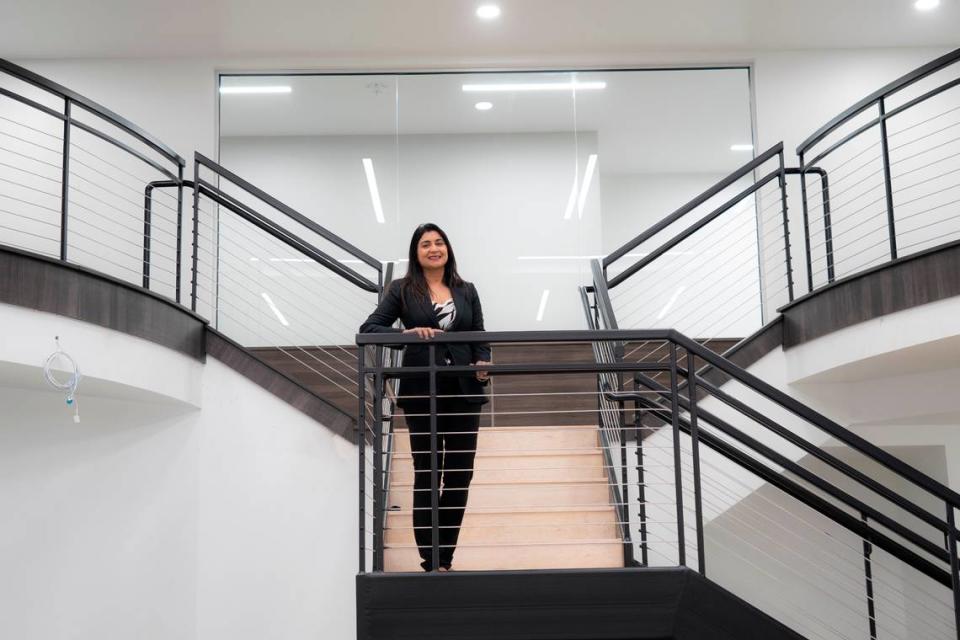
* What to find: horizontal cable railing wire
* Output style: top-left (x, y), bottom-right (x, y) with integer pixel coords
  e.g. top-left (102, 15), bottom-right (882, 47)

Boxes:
top-left (797, 46), bottom-right (960, 294)
top-left (601, 143), bottom-right (794, 345)
top-left (191, 153), bottom-right (385, 418)
top-left (0, 58), bottom-right (186, 301)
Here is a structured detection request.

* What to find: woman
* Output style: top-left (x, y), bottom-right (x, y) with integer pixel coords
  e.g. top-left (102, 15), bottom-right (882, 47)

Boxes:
top-left (360, 223), bottom-right (491, 572)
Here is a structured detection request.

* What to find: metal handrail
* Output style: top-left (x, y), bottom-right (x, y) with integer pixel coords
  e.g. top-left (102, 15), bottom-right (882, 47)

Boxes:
top-left (603, 142), bottom-right (785, 275)
top-left (193, 153), bottom-right (381, 271)
top-left (797, 46), bottom-right (960, 156)
top-left (0, 58), bottom-right (185, 166)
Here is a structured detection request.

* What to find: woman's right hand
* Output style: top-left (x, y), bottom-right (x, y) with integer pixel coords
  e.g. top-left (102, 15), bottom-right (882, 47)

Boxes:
top-left (403, 327), bottom-right (444, 339)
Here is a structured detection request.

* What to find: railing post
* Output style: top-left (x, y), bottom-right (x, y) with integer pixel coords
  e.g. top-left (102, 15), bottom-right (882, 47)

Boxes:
top-left (861, 513), bottom-right (878, 640)
top-left (358, 347), bottom-right (367, 574)
top-left (429, 344), bottom-right (440, 572)
top-left (617, 369), bottom-right (634, 566)
top-left (798, 154), bottom-right (815, 293)
top-left (777, 150), bottom-right (795, 302)
top-left (878, 98), bottom-right (898, 260)
top-left (634, 374), bottom-right (649, 567)
top-left (372, 350), bottom-right (385, 572)
top-left (142, 184), bottom-right (153, 290)
top-left (175, 167), bottom-right (184, 304)
top-left (59, 99), bottom-right (71, 262)
top-left (190, 158), bottom-right (200, 313)
top-left (947, 504), bottom-right (960, 639)
top-left (818, 170), bottom-right (836, 284)
top-left (668, 343), bottom-right (686, 566)
top-left (687, 353), bottom-right (706, 576)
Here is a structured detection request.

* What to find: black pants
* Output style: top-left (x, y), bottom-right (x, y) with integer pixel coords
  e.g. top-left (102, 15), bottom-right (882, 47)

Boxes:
top-left (403, 383), bottom-right (481, 570)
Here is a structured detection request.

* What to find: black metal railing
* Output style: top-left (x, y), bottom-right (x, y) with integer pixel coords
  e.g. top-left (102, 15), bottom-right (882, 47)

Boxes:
top-left (601, 143), bottom-right (794, 342)
top-left (796, 46), bottom-right (960, 294)
top-left (0, 58), bottom-right (186, 301)
top-left (358, 327), bottom-right (960, 639)
top-left (190, 152), bottom-right (386, 413)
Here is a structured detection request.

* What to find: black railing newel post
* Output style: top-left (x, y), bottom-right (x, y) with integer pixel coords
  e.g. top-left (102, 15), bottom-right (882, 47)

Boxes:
top-left (429, 344), bottom-right (440, 572)
top-left (59, 99), bottom-right (72, 262)
top-left (142, 184), bottom-right (153, 290)
top-left (190, 158), bottom-right (201, 313)
top-left (634, 374), bottom-right (649, 567)
top-left (818, 169), bottom-right (836, 284)
top-left (946, 504), bottom-right (960, 639)
top-left (175, 166), bottom-right (184, 303)
top-left (372, 356), bottom-right (385, 572)
top-left (687, 353), bottom-right (706, 576)
top-left (798, 154), bottom-right (815, 293)
top-left (358, 347), bottom-right (367, 574)
top-left (861, 513), bottom-right (878, 640)
top-left (617, 370), bottom-right (634, 566)
top-left (668, 343), bottom-right (686, 566)
top-left (878, 98), bottom-right (898, 260)
top-left (777, 150), bottom-right (795, 302)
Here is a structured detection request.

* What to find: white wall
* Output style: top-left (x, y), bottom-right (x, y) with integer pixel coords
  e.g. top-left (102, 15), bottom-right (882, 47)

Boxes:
top-left (0, 305), bottom-right (358, 640)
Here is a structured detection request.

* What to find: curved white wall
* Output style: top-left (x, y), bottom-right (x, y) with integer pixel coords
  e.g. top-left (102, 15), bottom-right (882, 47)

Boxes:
top-left (0, 305), bottom-right (357, 640)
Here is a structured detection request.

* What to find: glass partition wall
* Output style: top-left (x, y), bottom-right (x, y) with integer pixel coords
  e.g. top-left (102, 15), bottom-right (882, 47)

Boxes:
top-left (218, 68), bottom-right (754, 335)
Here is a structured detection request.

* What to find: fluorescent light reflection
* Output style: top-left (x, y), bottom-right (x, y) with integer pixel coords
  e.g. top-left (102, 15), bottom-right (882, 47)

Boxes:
top-left (362, 158), bottom-right (385, 224)
top-left (562, 175), bottom-right (579, 220)
top-left (535, 289), bottom-right (550, 322)
top-left (563, 154), bottom-right (599, 220)
top-left (463, 81), bottom-right (606, 93)
top-left (261, 292), bottom-right (290, 326)
top-left (915, 0), bottom-right (940, 10)
top-left (577, 154), bottom-right (598, 219)
top-left (657, 286), bottom-right (685, 321)
top-left (219, 86), bottom-right (292, 95)
top-left (475, 101), bottom-right (494, 111)
top-left (730, 144), bottom-right (754, 152)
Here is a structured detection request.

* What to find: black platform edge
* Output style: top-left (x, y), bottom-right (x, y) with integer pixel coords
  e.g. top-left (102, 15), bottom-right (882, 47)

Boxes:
top-left (356, 567), bottom-right (807, 640)
top-left (205, 328), bottom-right (355, 441)
top-left (0, 245), bottom-right (206, 360)
top-left (780, 240), bottom-right (960, 348)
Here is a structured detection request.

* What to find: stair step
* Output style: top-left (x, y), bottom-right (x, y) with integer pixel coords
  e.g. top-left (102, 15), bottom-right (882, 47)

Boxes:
top-left (388, 461), bottom-right (607, 484)
top-left (383, 540), bottom-right (624, 572)
top-left (384, 507), bottom-right (620, 544)
top-left (392, 425), bottom-right (600, 454)
top-left (386, 478), bottom-right (611, 509)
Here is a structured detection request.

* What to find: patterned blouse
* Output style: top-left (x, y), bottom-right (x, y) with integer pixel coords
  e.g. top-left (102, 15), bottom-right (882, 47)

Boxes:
top-left (434, 298), bottom-right (456, 330)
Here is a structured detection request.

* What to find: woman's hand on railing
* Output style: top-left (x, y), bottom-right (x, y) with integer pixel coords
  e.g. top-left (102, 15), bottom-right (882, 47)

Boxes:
top-left (473, 359), bottom-right (492, 382)
top-left (403, 327), bottom-right (444, 339)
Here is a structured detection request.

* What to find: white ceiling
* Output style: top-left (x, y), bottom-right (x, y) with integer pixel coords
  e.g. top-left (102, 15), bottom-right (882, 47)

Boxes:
top-left (1, 0), bottom-right (959, 61)
top-left (219, 68), bottom-right (754, 173)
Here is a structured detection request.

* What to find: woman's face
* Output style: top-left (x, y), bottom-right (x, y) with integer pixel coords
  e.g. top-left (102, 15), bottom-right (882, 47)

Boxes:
top-left (417, 230), bottom-right (448, 271)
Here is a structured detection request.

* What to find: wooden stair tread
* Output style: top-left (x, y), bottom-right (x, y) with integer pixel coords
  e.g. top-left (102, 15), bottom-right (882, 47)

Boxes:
top-left (391, 477), bottom-right (609, 488)
top-left (384, 504), bottom-right (616, 516)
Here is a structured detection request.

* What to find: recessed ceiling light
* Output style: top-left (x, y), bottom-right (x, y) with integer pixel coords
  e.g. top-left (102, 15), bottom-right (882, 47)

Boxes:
top-left (730, 144), bottom-right (754, 152)
top-left (476, 4), bottom-right (501, 19)
top-left (914, 0), bottom-right (940, 10)
top-left (219, 85), bottom-right (292, 95)
top-left (463, 81), bottom-right (606, 92)
top-left (474, 101), bottom-right (493, 111)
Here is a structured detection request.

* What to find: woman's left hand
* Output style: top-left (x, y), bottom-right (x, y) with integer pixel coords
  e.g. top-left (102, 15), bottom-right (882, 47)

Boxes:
top-left (473, 360), bottom-right (492, 382)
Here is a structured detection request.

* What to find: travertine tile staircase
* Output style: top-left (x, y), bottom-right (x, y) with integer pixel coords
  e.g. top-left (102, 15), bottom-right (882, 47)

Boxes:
top-left (384, 424), bottom-right (625, 572)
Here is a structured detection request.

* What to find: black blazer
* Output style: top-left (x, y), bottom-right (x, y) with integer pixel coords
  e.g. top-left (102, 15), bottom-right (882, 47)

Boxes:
top-left (359, 278), bottom-right (491, 407)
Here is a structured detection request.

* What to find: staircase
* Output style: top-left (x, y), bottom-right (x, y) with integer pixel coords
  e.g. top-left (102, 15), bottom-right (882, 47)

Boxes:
top-left (384, 424), bottom-right (624, 571)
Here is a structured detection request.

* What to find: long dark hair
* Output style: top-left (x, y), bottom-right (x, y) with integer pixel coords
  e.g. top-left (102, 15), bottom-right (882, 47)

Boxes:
top-left (402, 222), bottom-right (464, 301)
